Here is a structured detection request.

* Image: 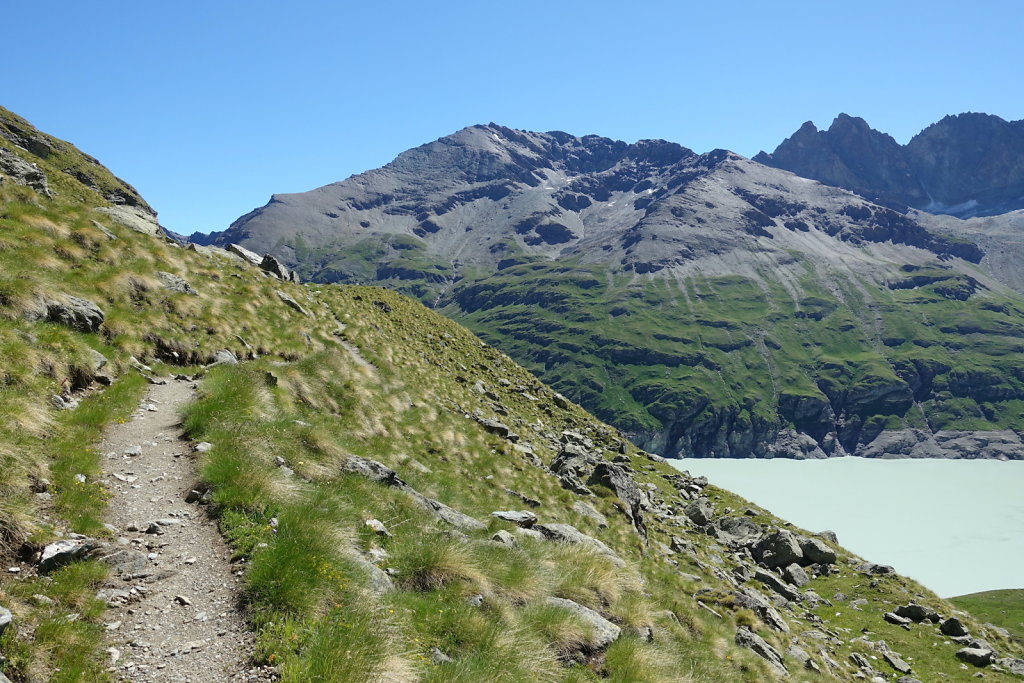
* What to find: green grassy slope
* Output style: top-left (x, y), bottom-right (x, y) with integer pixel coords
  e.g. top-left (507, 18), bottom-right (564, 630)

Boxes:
top-left (951, 590), bottom-right (1024, 641)
top-left (1, 108), bottom-right (1022, 681)
top-left (437, 258), bottom-right (1024, 458)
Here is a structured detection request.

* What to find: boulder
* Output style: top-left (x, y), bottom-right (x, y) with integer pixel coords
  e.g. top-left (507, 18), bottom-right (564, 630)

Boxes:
top-left (956, 647), bottom-right (994, 667)
top-left (684, 497), bottom-right (715, 526)
top-left (259, 254), bottom-right (296, 282)
top-left (545, 597), bottom-right (621, 650)
top-left (883, 612), bottom-right (912, 627)
top-left (883, 650), bottom-right (913, 674)
top-left (782, 563), bottom-right (810, 587)
top-left (343, 455), bottom-right (404, 487)
top-left (533, 523), bottom-right (625, 567)
top-left (587, 462), bottom-right (646, 536)
top-left (39, 538), bottom-right (97, 572)
top-left (754, 530), bottom-right (804, 568)
top-left (892, 602), bottom-right (933, 626)
top-left (155, 271), bottom-right (197, 295)
top-left (735, 626), bottom-right (787, 676)
top-left (35, 295), bottom-right (105, 332)
top-left (754, 568), bottom-right (802, 602)
top-left (478, 417), bottom-right (513, 440)
top-left (275, 290), bottom-right (310, 317)
top-left (491, 530), bottom-right (517, 546)
top-left (939, 616), bottom-right (968, 637)
top-left (799, 536), bottom-right (836, 564)
top-left (711, 516), bottom-right (761, 546)
top-left (856, 562), bottom-right (895, 575)
top-left (491, 510), bottom-right (537, 527)
top-left (996, 658), bottom-right (1024, 676)
top-left (212, 349), bottom-right (238, 365)
top-left (786, 644), bottom-right (819, 672)
top-left (0, 606), bottom-right (11, 635)
top-left (226, 243), bottom-right (263, 266)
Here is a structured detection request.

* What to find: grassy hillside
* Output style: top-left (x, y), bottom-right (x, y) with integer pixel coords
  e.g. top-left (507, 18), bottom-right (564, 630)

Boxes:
top-left (439, 258), bottom-right (1024, 458)
top-left (951, 590), bottom-right (1024, 641)
top-left (1, 108), bottom-right (1022, 681)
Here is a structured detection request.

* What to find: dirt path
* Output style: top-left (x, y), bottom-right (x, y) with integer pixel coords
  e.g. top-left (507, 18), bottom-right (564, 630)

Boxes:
top-left (97, 377), bottom-right (271, 682)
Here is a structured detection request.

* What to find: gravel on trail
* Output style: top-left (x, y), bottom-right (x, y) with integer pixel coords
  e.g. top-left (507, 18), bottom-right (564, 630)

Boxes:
top-left (98, 377), bottom-right (274, 682)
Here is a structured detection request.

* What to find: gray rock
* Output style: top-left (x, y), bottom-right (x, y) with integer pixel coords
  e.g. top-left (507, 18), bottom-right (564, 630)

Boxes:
top-left (956, 647), bottom-right (994, 667)
top-left (587, 462), bottom-right (646, 535)
top-left (0, 606), bottom-right (11, 634)
top-left (883, 650), bottom-right (913, 674)
top-left (995, 658), bottom-right (1024, 675)
top-left (514, 527), bottom-right (545, 541)
top-left (783, 563), bottom-right (810, 587)
top-left (275, 290), bottom-right (310, 316)
top-left (212, 349), bottom-right (238, 365)
top-left (365, 519), bottom-right (391, 537)
top-left (430, 647), bottom-right (453, 664)
top-left (39, 538), bottom-right (96, 572)
top-left (894, 602), bottom-right (937, 623)
top-left (571, 500), bottom-right (608, 528)
top-left (155, 271), bottom-right (197, 295)
top-left (684, 497), bottom-right (714, 526)
top-left (491, 510), bottom-right (537, 527)
top-left (193, 442), bottom-right (213, 453)
top-left (856, 562), bottom-right (895, 575)
top-left (735, 626), bottom-right (787, 676)
top-left (343, 455), bottom-right (403, 486)
top-left (799, 536), bottom-right (837, 564)
top-left (754, 567), bottom-right (802, 602)
top-left (883, 611), bottom-right (912, 627)
top-left (260, 254), bottom-right (297, 282)
top-left (0, 146), bottom-right (51, 194)
top-left (491, 530), bottom-right (517, 546)
top-left (557, 472), bottom-right (594, 496)
top-left (533, 523), bottom-right (624, 566)
top-left (418, 496), bottom-right (486, 531)
top-left (711, 516), bottom-right (761, 546)
top-left (754, 530), bottom-right (804, 569)
top-left (896, 678), bottom-right (923, 683)
top-left (786, 644), bottom-right (819, 671)
top-left (34, 295), bottom-right (105, 332)
top-left (226, 243), bottom-right (263, 266)
top-left (545, 597), bottom-right (621, 650)
top-left (940, 616), bottom-right (969, 637)
top-left (478, 417), bottom-right (514, 440)
top-left (87, 544), bottom-right (148, 576)
top-left (95, 205), bottom-right (161, 236)
top-left (342, 550), bottom-right (393, 595)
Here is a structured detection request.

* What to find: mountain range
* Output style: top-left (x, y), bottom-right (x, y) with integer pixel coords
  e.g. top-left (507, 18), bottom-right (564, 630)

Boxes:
top-left (3, 103), bottom-right (1024, 682)
top-left (197, 118), bottom-right (1024, 460)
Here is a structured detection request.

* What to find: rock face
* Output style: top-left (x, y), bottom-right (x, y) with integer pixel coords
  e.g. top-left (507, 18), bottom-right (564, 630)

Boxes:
top-left (757, 112), bottom-right (1024, 218)
top-left (200, 122), bottom-right (1024, 461)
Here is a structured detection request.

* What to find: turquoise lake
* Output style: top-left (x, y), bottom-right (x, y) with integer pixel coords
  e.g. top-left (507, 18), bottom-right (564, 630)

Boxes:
top-left (670, 457), bottom-right (1024, 597)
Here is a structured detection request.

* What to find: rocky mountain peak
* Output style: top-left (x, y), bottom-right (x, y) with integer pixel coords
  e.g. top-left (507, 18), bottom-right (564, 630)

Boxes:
top-left (760, 111), bottom-right (1024, 217)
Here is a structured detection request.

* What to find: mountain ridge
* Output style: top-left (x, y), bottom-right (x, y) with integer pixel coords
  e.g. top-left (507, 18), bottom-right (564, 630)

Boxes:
top-left (755, 112), bottom-right (1024, 217)
top-left (201, 122), bottom-right (1024, 461)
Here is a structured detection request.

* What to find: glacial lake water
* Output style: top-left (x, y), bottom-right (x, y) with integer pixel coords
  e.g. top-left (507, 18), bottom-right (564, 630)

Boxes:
top-left (670, 457), bottom-right (1024, 597)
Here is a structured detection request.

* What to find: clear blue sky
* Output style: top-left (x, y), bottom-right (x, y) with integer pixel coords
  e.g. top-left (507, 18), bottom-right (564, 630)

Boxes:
top-left (5, 0), bottom-right (1022, 235)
